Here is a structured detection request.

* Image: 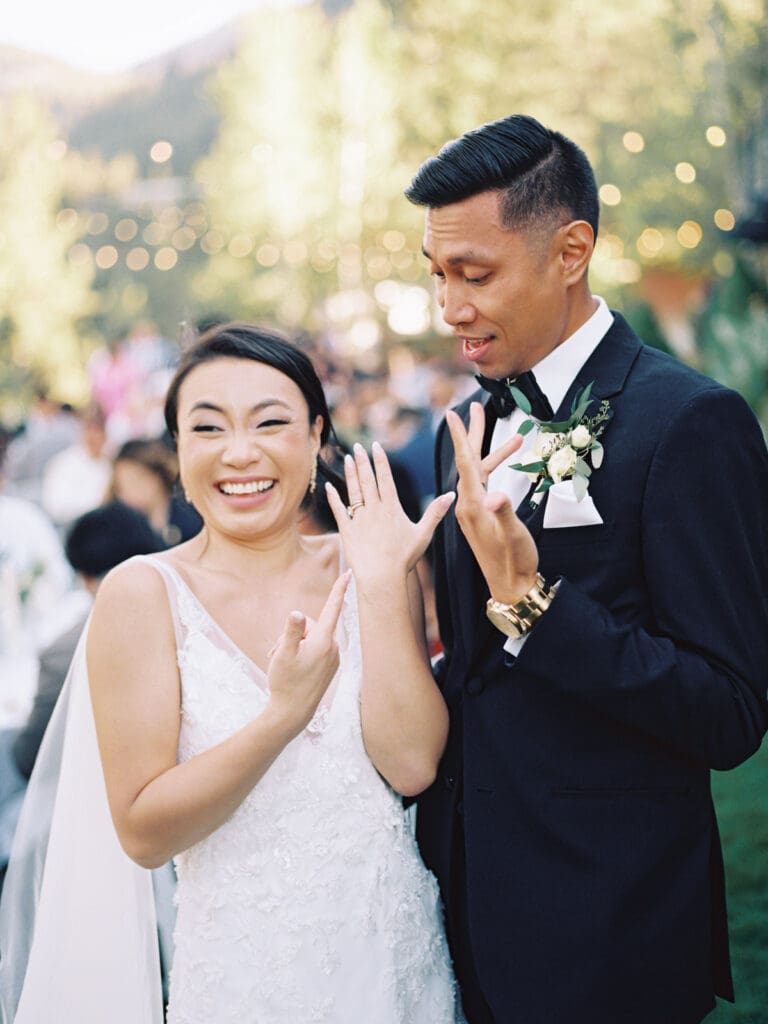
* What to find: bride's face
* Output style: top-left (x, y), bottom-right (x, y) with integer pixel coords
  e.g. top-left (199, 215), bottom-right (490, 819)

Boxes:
top-left (176, 356), bottom-right (323, 540)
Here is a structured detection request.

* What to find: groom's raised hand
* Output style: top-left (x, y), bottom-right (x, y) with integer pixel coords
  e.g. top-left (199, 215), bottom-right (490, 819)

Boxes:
top-left (446, 402), bottom-right (539, 604)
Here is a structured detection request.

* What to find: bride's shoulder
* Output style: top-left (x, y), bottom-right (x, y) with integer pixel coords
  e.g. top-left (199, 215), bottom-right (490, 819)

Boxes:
top-left (94, 555), bottom-right (169, 614)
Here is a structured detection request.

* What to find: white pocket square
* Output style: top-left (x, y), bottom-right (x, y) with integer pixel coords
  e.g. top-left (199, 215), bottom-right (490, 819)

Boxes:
top-left (543, 480), bottom-right (604, 529)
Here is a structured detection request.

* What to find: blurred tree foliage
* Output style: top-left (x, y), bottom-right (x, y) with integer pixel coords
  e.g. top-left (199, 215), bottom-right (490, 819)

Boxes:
top-left (196, 0), bottom-right (767, 348)
top-left (0, 97), bottom-right (96, 416)
top-left (1, 0), bottom-right (766, 408)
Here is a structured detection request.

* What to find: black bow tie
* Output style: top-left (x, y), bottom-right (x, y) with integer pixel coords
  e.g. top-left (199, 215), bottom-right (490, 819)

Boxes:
top-left (475, 370), bottom-right (554, 421)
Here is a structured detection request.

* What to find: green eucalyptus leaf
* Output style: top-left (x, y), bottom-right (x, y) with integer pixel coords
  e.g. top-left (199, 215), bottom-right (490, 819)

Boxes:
top-left (517, 418), bottom-right (535, 436)
top-left (512, 460), bottom-right (545, 473)
top-left (575, 457), bottom-right (592, 477)
top-left (572, 472), bottom-right (589, 501)
top-left (591, 442), bottom-right (604, 468)
top-left (507, 384), bottom-right (532, 415)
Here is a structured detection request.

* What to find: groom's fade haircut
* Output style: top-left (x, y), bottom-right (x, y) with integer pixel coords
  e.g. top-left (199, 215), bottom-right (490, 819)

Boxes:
top-left (404, 114), bottom-right (599, 240)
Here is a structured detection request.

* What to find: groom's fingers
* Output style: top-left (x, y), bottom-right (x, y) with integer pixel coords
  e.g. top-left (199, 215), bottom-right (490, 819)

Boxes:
top-left (446, 411), bottom-right (485, 501)
top-left (467, 401), bottom-right (485, 455)
top-left (480, 432), bottom-right (524, 480)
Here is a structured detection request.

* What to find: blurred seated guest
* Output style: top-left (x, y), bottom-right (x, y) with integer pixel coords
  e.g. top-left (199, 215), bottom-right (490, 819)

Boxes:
top-left (41, 404), bottom-right (112, 532)
top-left (0, 430), bottom-right (72, 660)
top-left (110, 438), bottom-right (202, 546)
top-left (2, 387), bottom-right (79, 505)
top-left (12, 501), bottom-right (166, 779)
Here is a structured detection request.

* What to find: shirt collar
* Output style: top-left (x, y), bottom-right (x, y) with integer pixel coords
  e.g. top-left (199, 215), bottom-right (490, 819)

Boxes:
top-left (530, 297), bottom-right (614, 415)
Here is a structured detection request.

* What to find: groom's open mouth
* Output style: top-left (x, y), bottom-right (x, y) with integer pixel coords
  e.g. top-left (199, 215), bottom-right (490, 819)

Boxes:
top-left (459, 334), bottom-right (495, 362)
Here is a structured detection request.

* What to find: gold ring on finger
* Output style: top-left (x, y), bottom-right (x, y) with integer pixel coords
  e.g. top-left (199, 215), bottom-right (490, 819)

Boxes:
top-left (346, 500), bottom-right (365, 519)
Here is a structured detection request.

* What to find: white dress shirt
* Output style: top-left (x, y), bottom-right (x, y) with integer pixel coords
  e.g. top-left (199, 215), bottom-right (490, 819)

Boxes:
top-left (483, 296), bottom-right (614, 655)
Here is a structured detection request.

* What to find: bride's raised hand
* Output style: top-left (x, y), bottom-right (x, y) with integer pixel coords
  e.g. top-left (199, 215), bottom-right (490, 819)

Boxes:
top-left (266, 571), bottom-right (349, 736)
top-left (325, 441), bottom-right (455, 584)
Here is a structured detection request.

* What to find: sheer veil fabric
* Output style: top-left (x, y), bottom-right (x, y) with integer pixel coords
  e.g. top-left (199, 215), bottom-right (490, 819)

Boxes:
top-left (0, 621), bottom-right (163, 1023)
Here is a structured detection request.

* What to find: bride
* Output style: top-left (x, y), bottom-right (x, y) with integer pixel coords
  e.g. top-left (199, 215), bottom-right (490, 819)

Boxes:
top-left (0, 323), bottom-right (478, 1023)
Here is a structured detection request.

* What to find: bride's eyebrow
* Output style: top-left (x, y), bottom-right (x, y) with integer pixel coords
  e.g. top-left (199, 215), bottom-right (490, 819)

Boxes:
top-left (187, 398), bottom-right (293, 417)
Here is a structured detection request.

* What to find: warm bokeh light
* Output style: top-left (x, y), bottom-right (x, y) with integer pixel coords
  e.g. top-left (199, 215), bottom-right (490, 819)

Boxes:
top-left (172, 226), bottom-right (197, 251)
top-left (677, 220), bottom-right (702, 248)
top-left (637, 228), bottom-right (665, 257)
top-left (143, 222), bottom-right (166, 246)
top-left (150, 140), bottom-right (173, 163)
top-left (200, 230), bottom-right (225, 255)
top-left (56, 208), bottom-right (78, 231)
top-left (87, 212), bottom-right (109, 234)
top-left (228, 234), bottom-right (254, 258)
top-left (256, 243), bottom-right (280, 267)
top-left (595, 234), bottom-right (624, 259)
top-left (47, 140), bottom-right (67, 160)
top-left (284, 240), bottom-right (308, 266)
top-left (714, 208), bottom-right (735, 231)
top-left (675, 162), bottom-right (696, 184)
top-left (713, 251), bottom-right (735, 276)
top-left (622, 131), bottom-right (645, 153)
top-left (382, 230), bottom-right (406, 251)
top-left (67, 243), bottom-right (92, 266)
top-left (614, 259), bottom-right (641, 284)
top-left (154, 246), bottom-right (178, 270)
top-left (126, 247), bottom-right (150, 270)
top-left (599, 184), bottom-right (622, 206)
top-left (115, 218), bottom-right (138, 242)
top-left (706, 126), bottom-right (727, 147)
top-left (95, 245), bottom-right (118, 269)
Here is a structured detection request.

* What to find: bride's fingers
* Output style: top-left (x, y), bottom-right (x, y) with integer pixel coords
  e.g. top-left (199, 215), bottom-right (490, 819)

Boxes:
top-left (352, 442), bottom-right (380, 503)
top-left (324, 482), bottom-right (349, 532)
top-left (370, 441), bottom-right (398, 504)
top-left (316, 571), bottom-right (350, 636)
top-left (343, 453), bottom-right (364, 509)
top-left (412, 491), bottom-right (455, 552)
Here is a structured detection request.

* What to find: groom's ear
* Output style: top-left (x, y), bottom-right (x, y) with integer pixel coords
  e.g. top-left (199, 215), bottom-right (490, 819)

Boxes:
top-left (557, 220), bottom-right (594, 286)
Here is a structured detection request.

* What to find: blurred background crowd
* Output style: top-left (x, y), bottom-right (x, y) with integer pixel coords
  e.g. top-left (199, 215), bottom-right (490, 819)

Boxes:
top-left (1, 0), bottom-right (768, 1018)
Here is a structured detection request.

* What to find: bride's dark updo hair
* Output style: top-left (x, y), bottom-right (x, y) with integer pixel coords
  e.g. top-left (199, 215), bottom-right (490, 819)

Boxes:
top-left (164, 322), bottom-right (347, 510)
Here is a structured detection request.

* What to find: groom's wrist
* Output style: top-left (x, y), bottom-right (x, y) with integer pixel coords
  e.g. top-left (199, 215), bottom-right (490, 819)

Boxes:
top-left (486, 573), bottom-right (556, 639)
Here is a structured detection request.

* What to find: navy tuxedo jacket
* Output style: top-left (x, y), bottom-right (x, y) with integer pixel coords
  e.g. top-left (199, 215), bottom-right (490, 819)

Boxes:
top-left (416, 314), bottom-right (768, 1024)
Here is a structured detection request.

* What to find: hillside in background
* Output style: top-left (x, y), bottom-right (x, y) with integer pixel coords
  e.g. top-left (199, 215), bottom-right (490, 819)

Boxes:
top-left (0, 19), bottom-right (240, 174)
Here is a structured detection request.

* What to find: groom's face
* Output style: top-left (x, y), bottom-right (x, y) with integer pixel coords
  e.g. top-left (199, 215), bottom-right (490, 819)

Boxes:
top-left (422, 190), bottom-right (571, 380)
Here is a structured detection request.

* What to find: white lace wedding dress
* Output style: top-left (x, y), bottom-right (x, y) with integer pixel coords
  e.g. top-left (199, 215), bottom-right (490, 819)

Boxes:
top-left (144, 555), bottom-right (459, 1024)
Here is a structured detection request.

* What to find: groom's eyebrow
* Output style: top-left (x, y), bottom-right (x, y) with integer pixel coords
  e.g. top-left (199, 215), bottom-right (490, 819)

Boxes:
top-left (187, 398), bottom-right (293, 416)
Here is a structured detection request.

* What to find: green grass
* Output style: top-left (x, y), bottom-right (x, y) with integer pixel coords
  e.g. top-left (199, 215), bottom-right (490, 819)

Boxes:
top-left (708, 741), bottom-right (768, 1023)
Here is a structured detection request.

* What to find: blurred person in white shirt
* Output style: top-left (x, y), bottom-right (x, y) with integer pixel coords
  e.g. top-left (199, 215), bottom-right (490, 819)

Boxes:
top-left (41, 404), bottom-right (112, 532)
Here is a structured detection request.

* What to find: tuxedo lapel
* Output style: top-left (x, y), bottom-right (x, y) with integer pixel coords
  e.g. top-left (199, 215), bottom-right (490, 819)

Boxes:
top-left (553, 312), bottom-right (642, 420)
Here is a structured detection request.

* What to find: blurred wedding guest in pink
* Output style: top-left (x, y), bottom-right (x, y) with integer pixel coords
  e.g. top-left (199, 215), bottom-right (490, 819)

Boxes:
top-left (41, 405), bottom-right (112, 532)
top-left (110, 438), bottom-right (202, 546)
top-left (86, 333), bottom-right (142, 444)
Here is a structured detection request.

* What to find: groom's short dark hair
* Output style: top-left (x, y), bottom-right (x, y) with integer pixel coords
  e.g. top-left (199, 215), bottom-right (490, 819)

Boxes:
top-left (405, 114), bottom-right (599, 239)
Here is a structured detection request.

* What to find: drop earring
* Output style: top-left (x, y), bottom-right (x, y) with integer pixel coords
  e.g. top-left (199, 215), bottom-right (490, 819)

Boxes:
top-left (309, 460), bottom-right (317, 495)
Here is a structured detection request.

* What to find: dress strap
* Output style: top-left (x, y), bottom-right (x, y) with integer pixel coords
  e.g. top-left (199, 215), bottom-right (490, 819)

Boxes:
top-left (131, 555), bottom-right (188, 653)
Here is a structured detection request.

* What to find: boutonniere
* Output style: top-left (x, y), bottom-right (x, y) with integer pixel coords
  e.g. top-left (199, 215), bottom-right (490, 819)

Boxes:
top-left (509, 382), bottom-right (612, 507)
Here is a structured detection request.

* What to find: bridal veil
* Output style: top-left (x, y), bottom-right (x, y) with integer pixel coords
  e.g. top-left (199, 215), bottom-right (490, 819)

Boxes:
top-left (0, 621), bottom-right (164, 1023)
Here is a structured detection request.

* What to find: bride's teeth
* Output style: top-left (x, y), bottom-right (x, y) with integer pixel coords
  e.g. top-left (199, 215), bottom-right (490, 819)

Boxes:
top-left (220, 480), bottom-right (274, 495)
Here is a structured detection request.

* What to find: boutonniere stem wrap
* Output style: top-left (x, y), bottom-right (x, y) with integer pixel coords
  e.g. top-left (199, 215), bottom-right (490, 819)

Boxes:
top-left (509, 382), bottom-right (612, 508)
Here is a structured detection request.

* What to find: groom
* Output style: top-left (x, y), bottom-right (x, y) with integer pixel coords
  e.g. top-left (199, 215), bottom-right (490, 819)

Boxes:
top-left (406, 114), bottom-right (768, 1024)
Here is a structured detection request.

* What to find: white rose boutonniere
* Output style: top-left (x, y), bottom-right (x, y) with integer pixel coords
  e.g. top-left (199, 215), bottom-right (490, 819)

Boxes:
top-left (509, 381), bottom-right (612, 507)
